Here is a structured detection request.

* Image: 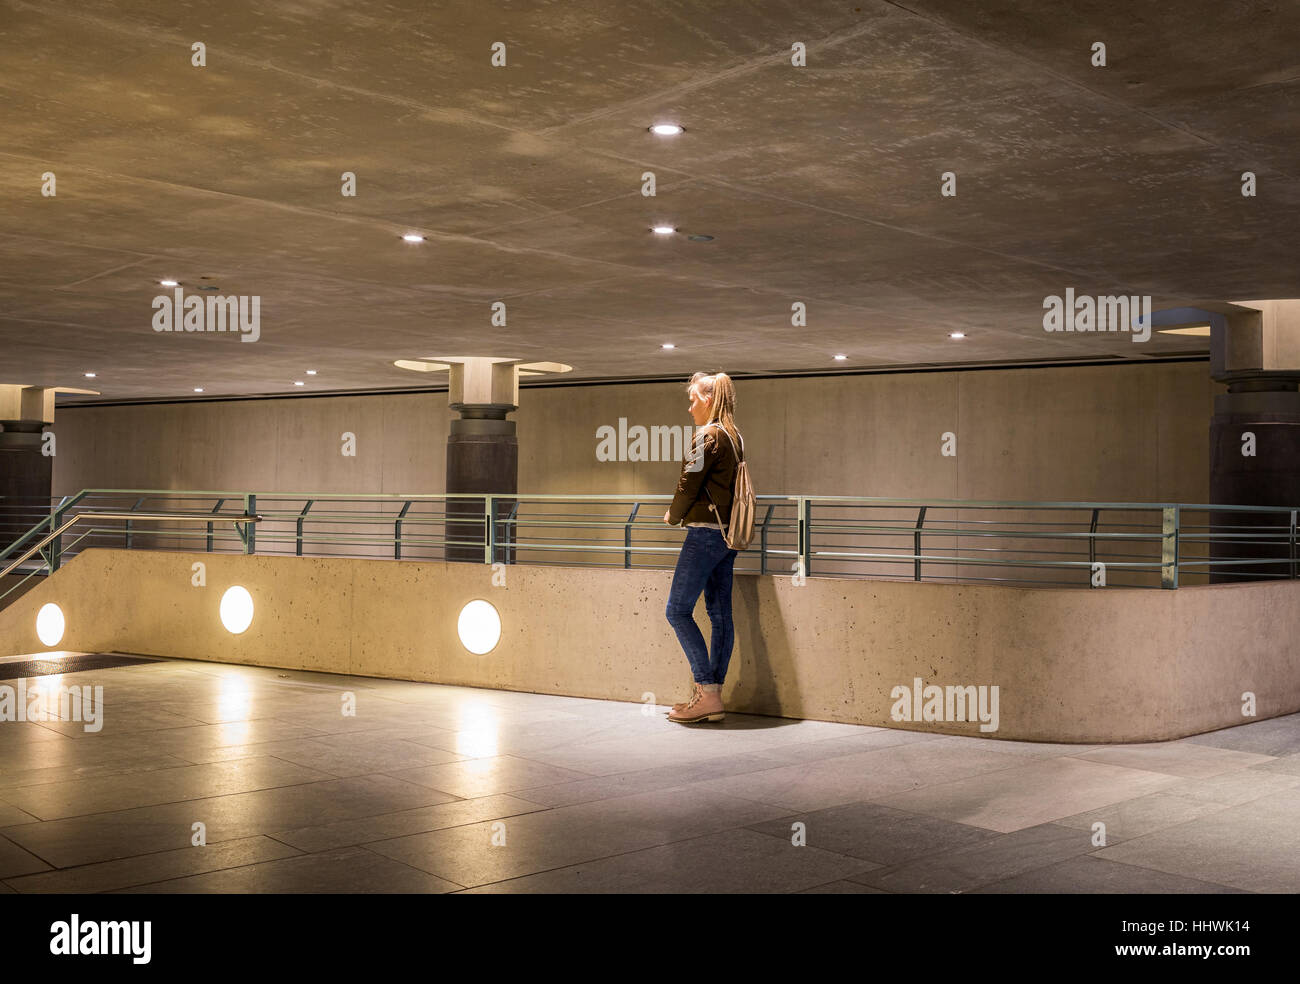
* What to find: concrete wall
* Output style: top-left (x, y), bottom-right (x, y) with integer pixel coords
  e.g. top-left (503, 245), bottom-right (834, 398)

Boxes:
top-left (51, 361), bottom-right (1216, 502)
top-left (2, 547), bottom-right (1294, 743)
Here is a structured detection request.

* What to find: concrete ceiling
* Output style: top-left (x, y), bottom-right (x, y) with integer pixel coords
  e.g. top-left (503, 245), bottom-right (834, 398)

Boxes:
top-left (3, 0), bottom-right (1298, 404)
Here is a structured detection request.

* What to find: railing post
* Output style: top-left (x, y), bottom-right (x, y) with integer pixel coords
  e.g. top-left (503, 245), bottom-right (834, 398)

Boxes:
top-left (914, 506), bottom-right (927, 582)
top-left (484, 495), bottom-right (495, 565)
top-left (798, 498), bottom-right (813, 578)
top-left (50, 496), bottom-right (69, 572)
top-left (296, 500), bottom-right (314, 557)
top-left (1088, 508), bottom-right (1100, 587)
top-left (505, 500), bottom-right (519, 564)
top-left (624, 503), bottom-right (640, 569)
top-left (760, 504), bottom-right (774, 574)
top-left (1284, 509), bottom-right (1294, 579)
top-left (125, 496), bottom-right (145, 550)
top-left (244, 494), bottom-right (256, 555)
top-left (207, 498), bottom-right (225, 553)
top-left (1161, 505), bottom-right (1179, 589)
top-left (395, 500), bottom-right (412, 560)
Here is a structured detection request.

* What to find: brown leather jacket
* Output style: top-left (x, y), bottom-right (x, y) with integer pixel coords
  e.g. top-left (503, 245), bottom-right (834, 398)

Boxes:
top-left (668, 424), bottom-right (741, 527)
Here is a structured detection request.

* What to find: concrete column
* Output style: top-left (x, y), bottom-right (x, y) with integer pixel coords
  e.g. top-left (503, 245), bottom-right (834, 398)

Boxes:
top-left (0, 424), bottom-right (51, 500)
top-left (441, 359), bottom-right (520, 563)
top-left (1209, 301), bottom-right (1300, 581)
top-left (393, 357), bottom-right (569, 563)
top-left (0, 384), bottom-right (98, 547)
top-left (0, 386), bottom-right (56, 546)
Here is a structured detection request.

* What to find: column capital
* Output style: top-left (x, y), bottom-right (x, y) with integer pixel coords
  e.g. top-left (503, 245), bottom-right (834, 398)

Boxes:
top-left (392, 357), bottom-right (572, 414)
top-left (0, 384), bottom-right (99, 426)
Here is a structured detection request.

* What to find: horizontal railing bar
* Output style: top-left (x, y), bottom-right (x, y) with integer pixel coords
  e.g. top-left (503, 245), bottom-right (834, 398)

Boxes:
top-left (9, 490), bottom-right (1299, 592)
top-left (70, 488), bottom-right (1300, 513)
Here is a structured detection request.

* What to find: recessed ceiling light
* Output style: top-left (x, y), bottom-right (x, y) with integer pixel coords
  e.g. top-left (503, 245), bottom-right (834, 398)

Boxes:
top-left (293, 381), bottom-right (304, 387)
top-left (833, 354), bottom-right (847, 361)
top-left (193, 387), bottom-right (204, 393)
top-left (949, 331), bottom-right (966, 339)
top-left (84, 372), bottom-right (96, 378)
top-left (305, 369), bottom-right (317, 375)
top-left (402, 233), bottom-right (425, 243)
top-left (652, 226), bottom-right (676, 235)
top-left (649, 123), bottom-right (684, 136)
top-left (662, 343), bottom-right (675, 350)
top-left (160, 279), bottom-right (179, 287)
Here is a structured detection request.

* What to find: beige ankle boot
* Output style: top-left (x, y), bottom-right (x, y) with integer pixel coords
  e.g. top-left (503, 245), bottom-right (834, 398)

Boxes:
top-left (669, 683), bottom-right (725, 723)
top-left (670, 682), bottom-right (704, 714)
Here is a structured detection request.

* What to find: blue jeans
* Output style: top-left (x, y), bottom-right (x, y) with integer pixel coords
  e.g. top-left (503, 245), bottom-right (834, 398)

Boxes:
top-left (665, 527), bottom-right (738, 686)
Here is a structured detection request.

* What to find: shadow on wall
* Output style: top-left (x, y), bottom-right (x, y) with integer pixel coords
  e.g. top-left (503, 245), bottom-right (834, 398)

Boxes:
top-left (729, 574), bottom-right (794, 717)
top-left (0, 574), bottom-right (41, 612)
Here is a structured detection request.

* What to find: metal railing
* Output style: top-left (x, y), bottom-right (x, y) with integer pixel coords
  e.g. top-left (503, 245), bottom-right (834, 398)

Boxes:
top-left (0, 506), bottom-right (260, 603)
top-left (2, 490), bottom-right (1297, 600)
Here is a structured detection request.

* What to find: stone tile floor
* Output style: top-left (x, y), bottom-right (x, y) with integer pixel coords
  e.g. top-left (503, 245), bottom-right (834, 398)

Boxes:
top-left (0, 657), bottom-right (1296, 893)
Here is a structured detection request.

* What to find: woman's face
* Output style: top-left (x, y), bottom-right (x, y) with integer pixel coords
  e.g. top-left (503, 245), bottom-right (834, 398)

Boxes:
top-left (688, 384), bottom-right (712, 426)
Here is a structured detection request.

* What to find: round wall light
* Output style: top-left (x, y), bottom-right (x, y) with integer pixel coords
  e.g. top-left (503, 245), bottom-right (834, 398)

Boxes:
top-left (36, 603), bottom-right (65, 647)
top-left (457, 599), bottom-right (501, 655)
top-left (220, 586), bottom-right (255, 634)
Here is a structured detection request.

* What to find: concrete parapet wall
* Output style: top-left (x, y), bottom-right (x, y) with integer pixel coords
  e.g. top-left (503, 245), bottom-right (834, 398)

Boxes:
top-left (0, 549), bottom-right (1294, 743)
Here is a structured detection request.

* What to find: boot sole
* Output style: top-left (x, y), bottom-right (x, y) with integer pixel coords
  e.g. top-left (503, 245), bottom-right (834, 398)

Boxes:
top-left (668, 711), bottom-right (725, 723)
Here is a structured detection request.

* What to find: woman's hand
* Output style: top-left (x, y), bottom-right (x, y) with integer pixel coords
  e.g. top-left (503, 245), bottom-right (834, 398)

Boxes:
top-left (664, 510), bottom-right (672, 525)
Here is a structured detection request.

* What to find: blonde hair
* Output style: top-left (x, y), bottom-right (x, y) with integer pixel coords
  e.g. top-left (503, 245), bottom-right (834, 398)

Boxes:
top-left (687, 372), bottom-right (738, 446)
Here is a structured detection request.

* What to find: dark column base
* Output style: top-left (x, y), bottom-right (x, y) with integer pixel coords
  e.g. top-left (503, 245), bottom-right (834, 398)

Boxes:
top-left (445, 414), bottom-right (517, 563)
top-left (1209, 390), bottom-right (1300, 582)
top-left (0, 424), bottom-right (53, 548)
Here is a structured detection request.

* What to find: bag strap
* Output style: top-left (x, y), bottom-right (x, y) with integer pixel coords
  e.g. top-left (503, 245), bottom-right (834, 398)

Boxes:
top-left (699, 423), bottom-right (743, 544)
top-left (705, 422), bottom-right (743, 463)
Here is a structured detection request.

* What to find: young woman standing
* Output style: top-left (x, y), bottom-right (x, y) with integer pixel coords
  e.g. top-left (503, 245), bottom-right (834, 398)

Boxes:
top-left (662, 372), bottom-right (744, 723)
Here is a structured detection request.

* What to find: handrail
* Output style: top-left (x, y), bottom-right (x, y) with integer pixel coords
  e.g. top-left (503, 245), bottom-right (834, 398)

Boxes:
top-left (5, 490), bottom-right (1300, 591)
top-left (0, 511), bottom-right (260, 582)
top-left (64, 488), bottom-right (1300, 513)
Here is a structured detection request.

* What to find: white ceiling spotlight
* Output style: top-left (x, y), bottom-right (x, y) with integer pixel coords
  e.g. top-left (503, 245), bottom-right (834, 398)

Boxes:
top-left (193, 387), bottom-right (204, 393)
top-left (84, 372), bottom-right (97, 378)
top-left (649, 123), bottom-right (684, 136)
top-left (402, 233), bottom-right (425, 243)
top-left (160, 279), bottom-right (179, 287)
top-left (305, 369), bottom-right (317, 375)
top-left (662, 343), bottom-right (675, 350)
top-left (949, 331), bottom-right (966, 339)
top-left (293, 381), bottom-right (304, 387)
top-left (652, 225), bottom-right (676, 235)
top-left (833, 354), bottom-right (847, 361)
